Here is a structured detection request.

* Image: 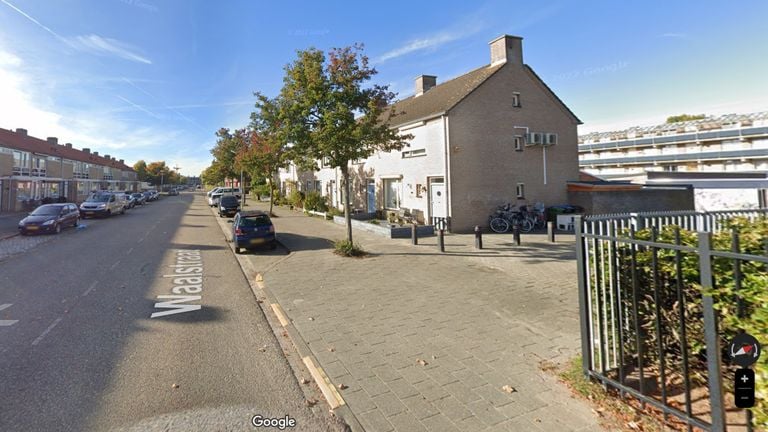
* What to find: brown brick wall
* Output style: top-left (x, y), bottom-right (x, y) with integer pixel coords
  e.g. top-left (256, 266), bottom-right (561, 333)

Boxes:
top-left (0, 153), bottom-right (12, 176)
top-left (446, 63), bottom-right (580, 232)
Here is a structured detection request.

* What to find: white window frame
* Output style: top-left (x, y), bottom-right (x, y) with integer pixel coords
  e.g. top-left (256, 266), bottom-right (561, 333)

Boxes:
top-left (514, 136), bottom-right (523, 151)
top-left (402, 148), bottom-right (427, 158)
top-left (516, 183), bottom-right (525, 199)
top-left (512, 92), bottom-right (521, 108)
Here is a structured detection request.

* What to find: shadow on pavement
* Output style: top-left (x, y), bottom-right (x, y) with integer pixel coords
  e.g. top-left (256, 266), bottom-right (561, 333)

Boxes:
top-left (273, 232), bottom-right (334, 252)
top-left (169, 243), bottom-right (228, 251)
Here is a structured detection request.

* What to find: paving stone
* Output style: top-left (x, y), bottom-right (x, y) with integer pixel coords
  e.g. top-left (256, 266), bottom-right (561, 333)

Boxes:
top-left (452, 368), bottom-right (489, 389)
top-left (372, 364), bottom-right (403, 383)
top-left (400, 395), bottom-right (440, 420)
top-left (467, 399), bottom-right (507, 426)
top-left (397, 365), bottom-right (430, 385)
top-left (457, 415), bottom-right (489, 432)
top-left (387, 378), bottom-right (420, 399)
top-left (358, 409), bottom-right (394, 432)
top-left (358, 375), bottom-right (391, 397)
top-left (443, 380), bottom-right (482, 404)
top-left (473, 384), bottom-right (514, 408)
top-left (431, 395), bottom-right (474, 422)
top-left (371, 391), bottom-right (407, 417)
top-left (386, 410), bottom-right (428, 432)
top-left (421, 413), bottom-right (462, 432)
top-left (345, 361), bottom-right (376, 380)
top-left (413, 379), bottom-right (450, 402)
top-left (343, 388), bottom-right (378, 413)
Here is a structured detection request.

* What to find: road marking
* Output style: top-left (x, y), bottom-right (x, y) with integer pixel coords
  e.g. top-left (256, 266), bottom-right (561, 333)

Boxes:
top-left (137, 237), bottom-right (144, 243)
top-left (0, 303), bottom-right (18, 326)
top-left (303, 356), bottom-right (345, 409)
top-left (271, 303), bottom-right (289, 327)
top-left (109, 260), bottom-right (121, 270)
top-left (82, 281), bottom-right (98, 297)
top-left (32, 317), bottom-right (63, 346)
top-left (126, 247), bottom-right (134, 255)
top-left (151, 249), bottom-right (203, 318)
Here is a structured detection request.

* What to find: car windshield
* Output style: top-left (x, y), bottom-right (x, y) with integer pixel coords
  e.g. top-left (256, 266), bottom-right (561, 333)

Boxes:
top-left (220, 197), bottom-right (238, 204)
top-left (132, 194), bottom-right (142, 198)
top-left (86, 194), bottom-right (110, 202)
top-left (30, 206), bottom-right (62, 216)
top-left (240, 215), bottom-right (271, 227)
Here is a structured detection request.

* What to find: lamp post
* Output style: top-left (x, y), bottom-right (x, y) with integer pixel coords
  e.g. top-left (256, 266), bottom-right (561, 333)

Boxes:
top-left (173, 165), bottom-right (181, 188)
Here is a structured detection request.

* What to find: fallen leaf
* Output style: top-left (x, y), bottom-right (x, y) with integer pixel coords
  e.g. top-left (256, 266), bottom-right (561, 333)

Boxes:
top-left (338, 383), bottom-right (348, 390)
top-left (534, 418), bottom-right (542, 423)
top-left (591, 409), bottom-right (603, 417)
top-left (416, 358), bottom-right (428, 366)
top-left (502, 385), bottom-right (517, 394)
top-left (305, 399), bottom-right (317, 407)
top-left (328, 347), bottom-right (335, 352)
top-left (301, 378), bottom-right (310, 384)
top-left (171, 383), bottom-right (179, 389)
top-left (308, 317), bottom-right (314, 321)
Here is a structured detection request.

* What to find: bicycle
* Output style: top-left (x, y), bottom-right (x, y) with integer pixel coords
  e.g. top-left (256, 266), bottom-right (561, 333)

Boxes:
top-left (488, 204), bottom-right (533, 233)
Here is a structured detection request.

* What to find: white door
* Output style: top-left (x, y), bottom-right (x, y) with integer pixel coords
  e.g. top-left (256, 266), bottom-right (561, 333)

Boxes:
top-left (429, 180), bottom-right (446, 219)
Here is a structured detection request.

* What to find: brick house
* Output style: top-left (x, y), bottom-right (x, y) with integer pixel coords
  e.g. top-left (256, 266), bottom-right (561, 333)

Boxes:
top-left (0, 128), bottom-right (138, 212)
top-left (278, 34), bottom-right (582, 232)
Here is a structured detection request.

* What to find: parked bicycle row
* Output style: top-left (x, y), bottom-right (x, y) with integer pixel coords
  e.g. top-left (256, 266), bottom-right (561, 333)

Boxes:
top-left (487, 202), bottom-right (582, 234)
top-left (16, 189), bottom-right (177, 236)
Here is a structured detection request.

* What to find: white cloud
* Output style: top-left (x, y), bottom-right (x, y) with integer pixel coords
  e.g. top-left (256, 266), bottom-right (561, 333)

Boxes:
top-left (375, 17), bottom-right (484, 63)
top-left (69, 34), bottom-right (152, 64)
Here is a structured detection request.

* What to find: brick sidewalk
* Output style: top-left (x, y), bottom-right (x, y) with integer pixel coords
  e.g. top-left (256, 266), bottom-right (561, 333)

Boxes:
top-left (256, 205), bottom-right (599, 432)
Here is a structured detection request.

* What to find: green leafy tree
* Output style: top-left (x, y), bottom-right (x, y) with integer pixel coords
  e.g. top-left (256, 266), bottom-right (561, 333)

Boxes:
top-left (666, 113), bottom-right (706, 123)
top-left (201, 161), bottom-right (225, 186)
top-left (133, 160), bottom-right (148, 182)
top-left (210, 128), bottom-right (246, 183)
top-left (277, 44), bottom-right (411, 243)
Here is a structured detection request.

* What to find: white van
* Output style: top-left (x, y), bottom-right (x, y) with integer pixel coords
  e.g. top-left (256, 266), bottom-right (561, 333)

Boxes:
top-left (207, 188), bottom-right (241, 206)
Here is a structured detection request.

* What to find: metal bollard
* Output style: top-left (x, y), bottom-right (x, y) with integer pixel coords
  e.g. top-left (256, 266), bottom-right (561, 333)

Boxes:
top-left (512, 223), bottom-right (521, 245)
top-left (411, 224), bottom-right (418, 245)
top-left (474, 225), bottom-right (483, 249)
top-left (547, 221), bottom-right (555, 243)
top-left (438, 229), bottom-right (445, 252)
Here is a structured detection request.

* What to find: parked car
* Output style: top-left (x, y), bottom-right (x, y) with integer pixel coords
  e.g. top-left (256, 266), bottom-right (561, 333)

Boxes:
top-left (168, 188), bottom-right (179, 196)
top-left (232, 210), bottom-right (277, 253)
top-left (218, 195), bottom-right (241, 218)
top-left (131, 193), bottom-right (146, 205)
top-left (208, 188), bottom-right (241, 207)
top-left (18, 203), bottom-right (80, 235)
top-left (122, 192), bottom-right (136, 209)
top-left (79, 193), bottom-right (126, 218)
top-left (207, 187), bottom-right (223, 198)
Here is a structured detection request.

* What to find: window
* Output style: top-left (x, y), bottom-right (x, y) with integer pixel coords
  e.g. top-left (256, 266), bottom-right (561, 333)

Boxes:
top-left (402, 148), bottom-right (426, 158)
top-left (321, 156), bottom-right (331, 168)
top-left (306, 180), bottom-right (312, 191)
top-left (514, 136), bottom-right (523, 151)
top-left (512, 92), bottom-right (521, 108)
top-left (314, 180), bottom-right (321, 193)
top-left (516, 183), bottom-right (525, 199)
top-left (383, 178), bottom-right (401, 209)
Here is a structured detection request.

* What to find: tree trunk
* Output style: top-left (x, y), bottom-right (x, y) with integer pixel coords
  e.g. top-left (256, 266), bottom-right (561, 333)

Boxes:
top-left (268, 175), bottom-right (274, 216)
top-left (342, 168), bottom-right (353, 243)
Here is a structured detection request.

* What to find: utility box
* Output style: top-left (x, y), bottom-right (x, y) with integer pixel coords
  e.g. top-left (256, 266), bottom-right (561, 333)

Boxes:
top-left (556, 214), bottom-right (578, 231)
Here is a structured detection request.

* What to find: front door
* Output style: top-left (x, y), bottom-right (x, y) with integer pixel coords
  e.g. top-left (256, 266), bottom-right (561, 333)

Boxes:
top-left (367, 180), bottom-right (376, 213)
top-left (429, 178), bottom-right (446, 219)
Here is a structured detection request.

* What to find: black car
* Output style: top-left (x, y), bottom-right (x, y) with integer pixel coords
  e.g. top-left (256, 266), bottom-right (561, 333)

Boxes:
top-left (218, 195), bottom-right (240, 217)
top-left (18, 203), bottom-right (80, 235)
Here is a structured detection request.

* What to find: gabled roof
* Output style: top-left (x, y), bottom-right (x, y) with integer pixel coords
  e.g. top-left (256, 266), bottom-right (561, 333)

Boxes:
top-left (0, 128), bottom-right (134, 172)
top-left (524, 65), bottom-right (582, 125)
top-left (387, 64), bottom-right (505, 127)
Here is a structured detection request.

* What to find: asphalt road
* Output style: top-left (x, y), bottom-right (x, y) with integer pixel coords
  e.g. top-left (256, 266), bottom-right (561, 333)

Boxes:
top-left (0, 193), bottom-right (346, 432)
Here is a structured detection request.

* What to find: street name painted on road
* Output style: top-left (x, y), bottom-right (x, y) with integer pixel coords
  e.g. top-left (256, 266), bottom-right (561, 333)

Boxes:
top-left (0, 303), bottom-right (18, 326)
top-left (151, 249), bottom-right (203, 318)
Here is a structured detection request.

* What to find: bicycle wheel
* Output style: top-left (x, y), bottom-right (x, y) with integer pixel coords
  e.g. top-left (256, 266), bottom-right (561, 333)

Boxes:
top-left (519, 218), bottom-right (534, 233)
top-left (490, 217), bottom-right (510, 233)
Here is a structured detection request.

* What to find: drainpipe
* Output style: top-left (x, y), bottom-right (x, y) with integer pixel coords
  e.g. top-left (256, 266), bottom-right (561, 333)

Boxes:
top-left (442, 115), bottom-right (452, 228)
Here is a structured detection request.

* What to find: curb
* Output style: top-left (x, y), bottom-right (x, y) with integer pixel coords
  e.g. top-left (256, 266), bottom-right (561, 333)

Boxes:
top-left (208, 203), bottom-right (365, 432)
top-left (0, 232), bottom-right (19, 241)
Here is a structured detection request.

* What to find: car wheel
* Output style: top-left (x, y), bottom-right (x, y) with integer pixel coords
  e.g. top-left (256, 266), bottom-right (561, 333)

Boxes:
top-left (54, 223), bottom-right (61, 234)
top-left (74, 217), bottom-right (80, 227)
top-left (235, 246), bottom-right (243, 254)
top-left (106, 209), bottom-right (111, 217)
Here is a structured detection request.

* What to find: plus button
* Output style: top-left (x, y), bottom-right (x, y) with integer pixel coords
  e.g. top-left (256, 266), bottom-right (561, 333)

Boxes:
top-left (741, 375), bottom-right (750, 383)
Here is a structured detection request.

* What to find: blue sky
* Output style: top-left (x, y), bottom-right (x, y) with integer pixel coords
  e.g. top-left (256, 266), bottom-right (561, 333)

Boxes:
top-left (1, 0), bottom-right (766, 175)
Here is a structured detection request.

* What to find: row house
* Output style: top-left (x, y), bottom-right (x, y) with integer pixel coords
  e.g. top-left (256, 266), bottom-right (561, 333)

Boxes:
top-left (278, 34), bottom-right (582, 232)
top-left (0, 127), bottom-right (138, 212)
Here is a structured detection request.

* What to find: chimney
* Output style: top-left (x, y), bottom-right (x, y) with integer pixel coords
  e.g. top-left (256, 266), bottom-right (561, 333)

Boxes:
top-left (83, 148), bottom-right (90, 154)
top-left (47, 137), bottom-right (58, 145)
top-left (104, 154), bottom-right (111, 160)
top-left (489, 35), bottom-right (523, 66)
top-left (415, 75), bottom-right (437, 97)
top-left (93, 151), bottom-right (99, 157)
top-left (16, 128), bottom-right (27, 136)
top-left (119, 159), bottom-right (124, 164)
top-left (65, 143), bottom-right (72, 148)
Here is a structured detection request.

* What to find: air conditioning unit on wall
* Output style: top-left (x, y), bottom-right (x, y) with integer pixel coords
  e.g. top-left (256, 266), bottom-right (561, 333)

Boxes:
top-left (525, 132), bottom-right (543, 146)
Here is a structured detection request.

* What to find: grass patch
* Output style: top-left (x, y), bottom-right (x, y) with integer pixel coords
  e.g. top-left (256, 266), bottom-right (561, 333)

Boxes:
top-left (333, 239), bottom-right (367, 257)
top-left (367, 219), bottom-right (380, 225)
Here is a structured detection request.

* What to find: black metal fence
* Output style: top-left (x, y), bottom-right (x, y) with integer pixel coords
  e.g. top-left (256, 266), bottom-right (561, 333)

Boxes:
top-left (575, 209), bottom-right (768, 432)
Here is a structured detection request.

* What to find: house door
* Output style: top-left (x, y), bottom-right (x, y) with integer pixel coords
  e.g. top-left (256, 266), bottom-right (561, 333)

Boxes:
top-left (429, 178), bottom-right (446, 219)
top-left (367, 180), bottom-right (376, 213)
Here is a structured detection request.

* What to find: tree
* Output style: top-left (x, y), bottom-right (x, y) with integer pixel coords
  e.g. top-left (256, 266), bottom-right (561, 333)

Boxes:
top-left (201, 161), bottom-right (225, 186)
top-left (277, 44), bottom-right (411, 244)
top-left (145, 161), bottom-right (172, 188)
top-left (666, 113), bottom-right (706, 123)
top-left (133, 160), bottom-right (148, 182)
top-left (241, 94), bottom-right (291, 216)
top-left (210, 128), bottom-right (246, 182)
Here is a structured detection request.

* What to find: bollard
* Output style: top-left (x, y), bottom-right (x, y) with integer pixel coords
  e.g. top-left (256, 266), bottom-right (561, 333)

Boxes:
top-left (411, 224), bottom-right (418, 245)
top-left (547, 221), bottom-right (555, 243)
top-left (513, 223), bottom-right (521, 246)
top-left (438, 229), bottom-right (445, 252)
top-left (474, 225), bottom-right (483, 249)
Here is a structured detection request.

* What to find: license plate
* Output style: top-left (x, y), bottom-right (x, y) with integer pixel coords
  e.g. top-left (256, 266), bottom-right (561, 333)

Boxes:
top-left (27, 226), bottom-right (38, 231)
top-left (85, 212), bottom-right (94, 216)
top-left (249, 238), bottom-right (265, 245)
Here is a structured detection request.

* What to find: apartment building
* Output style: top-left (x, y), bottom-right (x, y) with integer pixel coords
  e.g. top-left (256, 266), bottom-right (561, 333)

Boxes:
top-left (0, 127), bottom-right (138, 212)
top-left (278, 34), bottom-right (582, 232)
top-left (578, 112), bottom-right (768, 178)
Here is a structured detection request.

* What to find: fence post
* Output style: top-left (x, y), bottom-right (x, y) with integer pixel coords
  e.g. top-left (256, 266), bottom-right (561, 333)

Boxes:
top-left (698, 232), bottom-right (726, 432)
top-left (474, 225), bottom-right (482, 249)
top-left (437, 228), bottom-right (445, 253)
top-left (547, 221), bottom-right (555, 242)
top-left (574, 215), bottom-right (592, 378)
top-left (411, 224), bottom-right (418, 245)
top-left (512, 223), bottom-right (521, 245)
